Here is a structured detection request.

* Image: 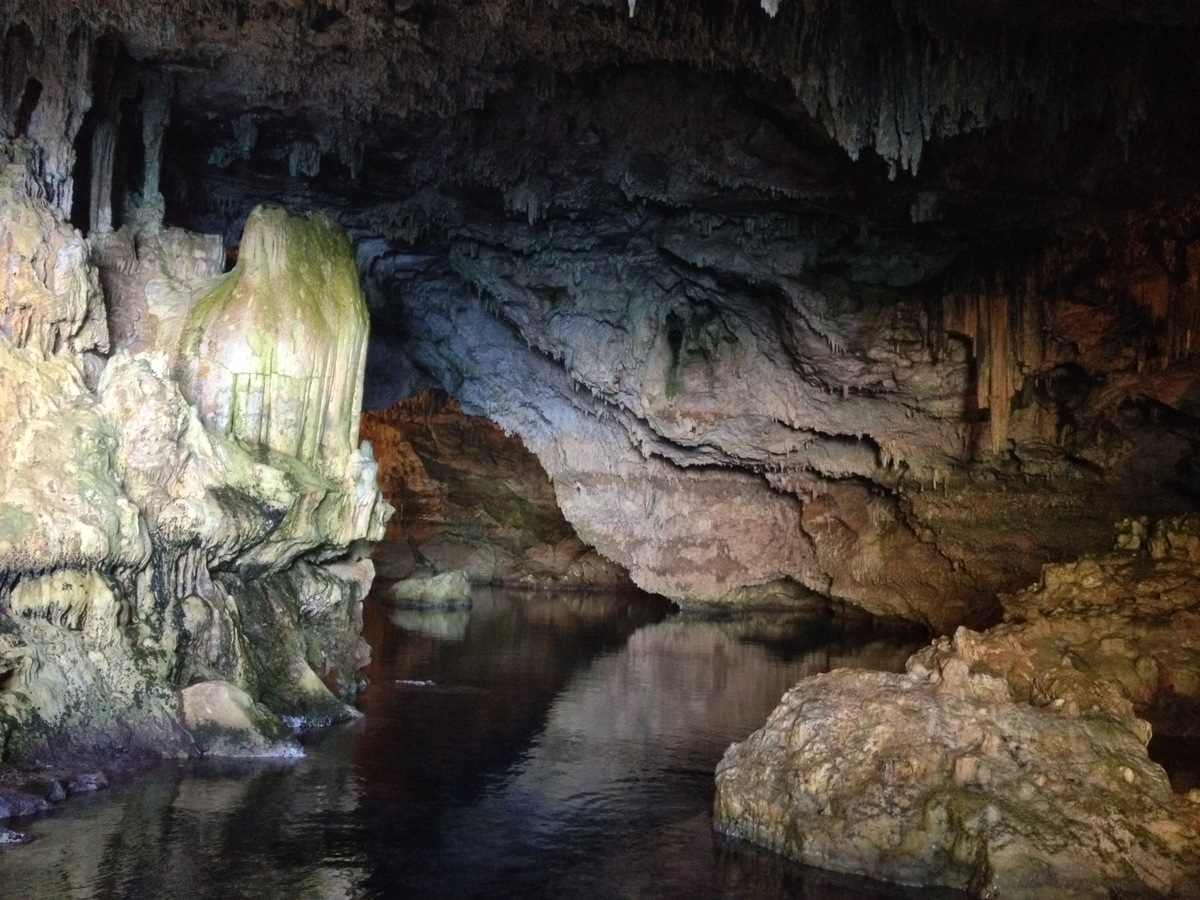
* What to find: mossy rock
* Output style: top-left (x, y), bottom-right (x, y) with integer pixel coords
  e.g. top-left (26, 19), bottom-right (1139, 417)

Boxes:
top-left (177, 206), bottom-right (369, 478)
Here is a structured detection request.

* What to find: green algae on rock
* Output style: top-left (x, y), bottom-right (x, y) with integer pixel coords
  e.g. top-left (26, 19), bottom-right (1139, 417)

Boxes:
top-left (177, 206), bottom-right (369, 480)
top-left (0, 139), bottom-right (389, 780)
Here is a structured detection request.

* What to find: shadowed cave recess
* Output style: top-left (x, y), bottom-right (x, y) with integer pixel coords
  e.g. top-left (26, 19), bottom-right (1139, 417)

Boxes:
top-left (4, 0), bottom-right (1200, 895)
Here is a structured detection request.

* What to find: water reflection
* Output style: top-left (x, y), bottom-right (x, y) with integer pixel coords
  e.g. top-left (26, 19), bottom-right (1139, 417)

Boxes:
top-left (0, 586), bottom-right (955, 899)
top-left (388, 606), bottom-right (473, 641)
top-left (0, 747), bottom-right (372, 899)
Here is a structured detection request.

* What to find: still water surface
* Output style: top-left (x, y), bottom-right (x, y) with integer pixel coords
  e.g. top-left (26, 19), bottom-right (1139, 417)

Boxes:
top-left (0, 586), bottom-right (965, 899)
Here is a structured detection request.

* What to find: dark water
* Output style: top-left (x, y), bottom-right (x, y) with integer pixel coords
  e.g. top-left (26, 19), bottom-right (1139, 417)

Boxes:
top-left (0, 586), bottom-right (963, 899)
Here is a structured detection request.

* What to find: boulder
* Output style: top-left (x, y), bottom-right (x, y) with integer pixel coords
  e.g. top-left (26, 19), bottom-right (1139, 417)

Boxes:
top-left (715, 667), bottom-right (1200, 898)
top-left (388, 570), bottom-right (473, 607)
top-left (714, 517), bottom-right (1200, 897)
top-left (181, 681), bottom-right (302, 759)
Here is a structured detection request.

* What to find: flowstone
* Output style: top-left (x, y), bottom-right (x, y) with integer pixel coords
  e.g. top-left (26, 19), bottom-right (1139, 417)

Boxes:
top-left (178, 206), bottom-right (369, 479)
top-left (0, 135), bottom-right (390, 779)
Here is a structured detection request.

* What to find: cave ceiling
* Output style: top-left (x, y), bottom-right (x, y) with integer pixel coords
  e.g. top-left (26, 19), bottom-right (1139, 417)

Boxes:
top-left (13, 0), bottom-right (1200, 281)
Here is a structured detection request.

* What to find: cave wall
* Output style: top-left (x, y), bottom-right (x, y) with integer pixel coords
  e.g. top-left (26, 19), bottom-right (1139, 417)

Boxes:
top-left (0, 22), bottom-right (391, 766)
top-left (6, 1), bottom-right (1200, 634)
top-left (340, 49), bottom-right (1200, 628)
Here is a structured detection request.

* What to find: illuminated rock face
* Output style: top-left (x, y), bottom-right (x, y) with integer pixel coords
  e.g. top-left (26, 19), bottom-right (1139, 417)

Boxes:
top-left (179, 207), bottom-right (369, 479)
top-left (53, 0), bottom-right (1196, 626)
top-left (5, 5), bottom-right (1200, 888)
top-left (0, 1), bottom-right (1191, 627)
top-left (0, 139), bottom-right (389, 765)
top-left (714, 517), bottom-right (1200, 896)
top-left (714, 666), bottom-right (1200, 898)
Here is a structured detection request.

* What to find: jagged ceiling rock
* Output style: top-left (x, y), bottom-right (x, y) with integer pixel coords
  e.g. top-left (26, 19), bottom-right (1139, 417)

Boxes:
top-left (7, 1), bottom-right (1200, 624)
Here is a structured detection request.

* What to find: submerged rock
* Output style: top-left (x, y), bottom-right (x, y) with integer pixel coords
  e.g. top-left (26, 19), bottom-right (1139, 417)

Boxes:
top-left (65, 772), bottom-right (107, 794)
top-left (0, 789), bottom-right (51, 820)
top-left (388, 606), bottom-right (472, 641)
top-left (181, 681), bottom-right (302, 759)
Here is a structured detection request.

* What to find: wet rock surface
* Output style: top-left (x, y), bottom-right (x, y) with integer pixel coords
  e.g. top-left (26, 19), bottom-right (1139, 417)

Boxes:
top-left (715, 518), bottom-right (1200, 896)
top-left (388, 570), bottom-right (472, 607)
top-left (181, 681), bottom-right (305, 759)
top-left (915, 516), bottom-right (1200, 737)
top-left (7, 1), bottom-right (1200, 882)
top-left (363, 393), bottom-right (632, 591)
top-left (0, 118), bottom-right (389, 809)
top-left (715, 667), bottom-right (1200, 898)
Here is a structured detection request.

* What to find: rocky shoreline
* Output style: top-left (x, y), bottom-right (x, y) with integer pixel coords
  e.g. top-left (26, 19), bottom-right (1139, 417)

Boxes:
top-left (715, 517), bottom-right (1200, 898)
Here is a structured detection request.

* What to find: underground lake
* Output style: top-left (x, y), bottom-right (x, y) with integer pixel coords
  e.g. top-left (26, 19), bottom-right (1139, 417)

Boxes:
top-left (0, 582), bottom-right (965, 899)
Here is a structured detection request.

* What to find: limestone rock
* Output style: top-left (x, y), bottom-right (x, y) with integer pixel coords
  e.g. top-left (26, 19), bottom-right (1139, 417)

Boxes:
top-left (177, 562), bottom-right (369, 727)
top-left (177, 206), bottom-right (368, 480)
top-left (96, 349), bottom-right (389, 577)
top-left (12, 1), bottom-right (1200, 630)
top-left (181, 681), bottom-right (302, 759)
top-left (0, 566), bottom-right (194, 765)
top-left (90, 225), bottom-right (225, 358)
top-left (388, 571), bottom-right (473, 607)
top-left (715, 518), bottom-right (1200, 895)
top-left (0, 789), bottom-right (50, 819)
top-left (395, 262), bottom-right (978, 627)
top-left (0, 140), bottom-right (385, 769)
top-left (912, 517), bottom-right (1200, 736)
top-left (362, 395), bottom-right (629, 590)
top-left (714, 668), bottom-right (1200, 898)
top-left (0, 141), bottom-right (107, 358)
top-left (8, 0), bottom-right (1200, 635)
top-left (0, 337), bottom-right (148, 575)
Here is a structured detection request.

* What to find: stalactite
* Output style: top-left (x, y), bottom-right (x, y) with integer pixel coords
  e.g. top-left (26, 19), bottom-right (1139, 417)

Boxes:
top-left (941, 273), bottom-right (1043, 456)
top-left (139, 70), bottom-right (172, 205)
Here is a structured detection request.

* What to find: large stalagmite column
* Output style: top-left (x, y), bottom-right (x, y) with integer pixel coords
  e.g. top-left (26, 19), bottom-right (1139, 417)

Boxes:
top-left (176, 206), bottom-right (369, 479)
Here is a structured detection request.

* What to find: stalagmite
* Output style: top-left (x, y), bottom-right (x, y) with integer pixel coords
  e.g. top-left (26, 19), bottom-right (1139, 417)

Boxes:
top-left (177, 206), bottom-right (369, 479)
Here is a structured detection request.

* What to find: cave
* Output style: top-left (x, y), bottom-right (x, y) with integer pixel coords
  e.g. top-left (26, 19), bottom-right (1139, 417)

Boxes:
top-left (2, 0), bottom-right (1200, 895)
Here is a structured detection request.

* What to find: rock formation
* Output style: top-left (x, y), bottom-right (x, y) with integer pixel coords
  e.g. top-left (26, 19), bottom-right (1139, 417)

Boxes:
top-left (3, 0), bottom-right (1200, 889)
top-left (714, 518), bottom-right (1200, 896)
top-left (714, 665), bottom-right (1200, 898)
top-left (362, 391), bottom-right (631, 590)
top-left (178, 206), bottom-right (369, 479)
top-left (0, 23), bottom-right (390, 769)
top-left (0, 0), bottom-right (1190, 626)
